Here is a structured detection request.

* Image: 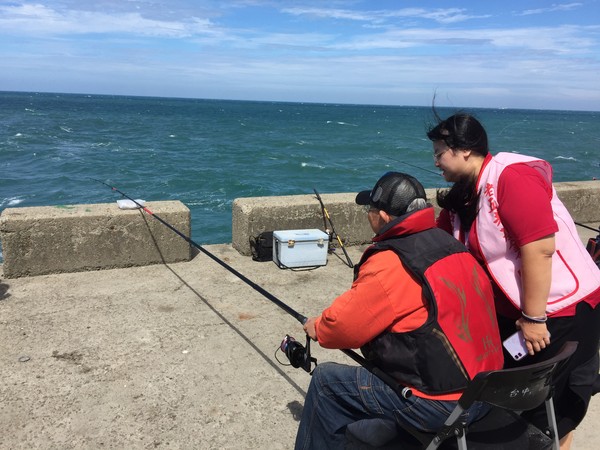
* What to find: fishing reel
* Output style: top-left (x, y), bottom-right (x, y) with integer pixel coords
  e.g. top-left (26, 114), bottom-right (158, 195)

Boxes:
top-left (324, 228), bottom-right (338, 249)
top-left (277, 334), bottom-right (317, 373)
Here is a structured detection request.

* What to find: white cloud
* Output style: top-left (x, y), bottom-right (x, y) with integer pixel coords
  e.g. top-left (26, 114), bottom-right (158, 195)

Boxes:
top-left (326, 25), bottom-right (598, 56)
top-left (0, 3), bottom-right (216, 37)
top-left (518, 2), bottom-right (583, 16)
top-left (281, 6), bottom-right (489, 25)
top-left (0, 1), bottom-right (598, 110)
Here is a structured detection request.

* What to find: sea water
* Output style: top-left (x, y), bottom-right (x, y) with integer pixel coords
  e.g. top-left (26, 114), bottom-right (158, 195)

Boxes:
top-left (1, 91), bottom-right (599, 256)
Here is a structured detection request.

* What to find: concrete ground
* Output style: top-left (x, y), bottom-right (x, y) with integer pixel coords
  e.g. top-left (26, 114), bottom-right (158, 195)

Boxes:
top-left (1, 228), bottom-right (599, 449)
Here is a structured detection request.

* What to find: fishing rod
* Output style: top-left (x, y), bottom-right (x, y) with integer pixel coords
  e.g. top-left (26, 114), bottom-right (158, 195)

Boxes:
top-left (92, 178), bottom-right (305, 324)
top-left (575, 222), bottom-right (600, 233)
top-left (313, 188), bottom-right (353, 268)
top-left (576, 222), bottom-right (600, 268)
top-left (94, 179), bottom-right (412, 397)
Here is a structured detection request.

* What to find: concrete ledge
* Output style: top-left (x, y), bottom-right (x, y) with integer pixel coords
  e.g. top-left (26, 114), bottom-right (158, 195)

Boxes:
top-left (232, 181), bottom-right (600, 256)
top-left (232, 193), bottom-right (367, 256)
top-left (0, 201), bottom-right (191, 278)
top-left (1, 181), bottom-right (597, 275)
top-left (547, 180), bottom-right (600, 223)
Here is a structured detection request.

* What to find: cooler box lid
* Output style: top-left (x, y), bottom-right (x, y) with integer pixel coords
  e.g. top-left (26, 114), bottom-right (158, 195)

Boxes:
top-left (273, 229), bottom-right (329, 242)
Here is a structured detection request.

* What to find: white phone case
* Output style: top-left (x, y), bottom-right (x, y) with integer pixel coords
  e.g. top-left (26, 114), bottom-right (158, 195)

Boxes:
top-left (502, 330), bottom-right (529, 361)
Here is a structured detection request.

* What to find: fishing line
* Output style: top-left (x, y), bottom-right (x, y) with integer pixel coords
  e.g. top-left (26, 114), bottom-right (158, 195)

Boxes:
top-left (373, 164), bottom-right (598, 232)
top-left (94, 179), bottom-right (412, 397)
top-left (377, 155), bottom-right (445, 178)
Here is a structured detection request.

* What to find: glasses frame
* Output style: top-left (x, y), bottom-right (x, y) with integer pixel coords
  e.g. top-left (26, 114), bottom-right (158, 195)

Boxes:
top-left (433, 147), bottom-right (451, 162)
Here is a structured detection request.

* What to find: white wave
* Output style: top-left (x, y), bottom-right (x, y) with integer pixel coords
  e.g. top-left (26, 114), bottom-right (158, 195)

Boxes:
top-left (301, 162), bottom-right (325, 169)
top-left (14, 133), bottom-right (22, 137)
top-left (2, 197), bottom-right (24, 208)
top-left (326, 120), bottom-right (358, 127)
top-left (555, 156), bottom-right (577, 161)
top-left (169, 134), bottom-right (176, 138)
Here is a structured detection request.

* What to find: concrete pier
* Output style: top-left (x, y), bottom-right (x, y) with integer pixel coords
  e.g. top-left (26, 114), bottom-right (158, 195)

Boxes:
top-left (1, 243), bottom-right (598, 449)
top-left (0, 201), bottom-right (191, 278)
top-left (0, 182), bottom-right (598, 449)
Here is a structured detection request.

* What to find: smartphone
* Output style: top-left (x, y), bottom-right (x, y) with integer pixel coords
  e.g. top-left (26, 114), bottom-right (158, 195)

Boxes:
top-left (502, 330), bottom-right (529, 361)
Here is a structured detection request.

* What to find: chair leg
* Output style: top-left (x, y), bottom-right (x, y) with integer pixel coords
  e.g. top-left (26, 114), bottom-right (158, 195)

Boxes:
top-left (456, 432), bottom-right (468, 450)
top-left (545, 398), bottom-right (560, 450)
top-left (424, 424), bottom-right (467, 450)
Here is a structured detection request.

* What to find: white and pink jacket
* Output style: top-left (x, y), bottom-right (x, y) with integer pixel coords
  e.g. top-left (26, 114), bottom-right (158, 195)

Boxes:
top-left (451, 152), bottom-right (600, 314)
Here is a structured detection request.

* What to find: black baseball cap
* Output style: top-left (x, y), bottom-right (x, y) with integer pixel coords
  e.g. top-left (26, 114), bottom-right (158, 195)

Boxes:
top-left (355, 172), bottom-right (427, 216)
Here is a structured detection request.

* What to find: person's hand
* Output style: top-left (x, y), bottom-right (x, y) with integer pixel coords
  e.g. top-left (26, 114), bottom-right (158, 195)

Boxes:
top-left (516, 318), bottom-right (551, 355)
top-left (303, 317), bottom-right (318, 341)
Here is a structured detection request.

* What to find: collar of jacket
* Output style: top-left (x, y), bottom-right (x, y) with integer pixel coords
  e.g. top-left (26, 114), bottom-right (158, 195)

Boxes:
top-left (373, 206), bottom-right (436, 242)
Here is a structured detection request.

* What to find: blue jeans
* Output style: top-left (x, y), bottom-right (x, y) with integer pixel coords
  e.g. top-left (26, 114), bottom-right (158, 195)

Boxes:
top-left (294, 362), bottom-right (490, 450)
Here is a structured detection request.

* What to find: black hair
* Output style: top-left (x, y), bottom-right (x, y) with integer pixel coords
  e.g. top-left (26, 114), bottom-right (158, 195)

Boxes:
top-left (436, 179), bottom-right (480, 232)
top-left (427, 112), bottom-right (489, 232)
top-left (426, 113), bottom-right (489, 156)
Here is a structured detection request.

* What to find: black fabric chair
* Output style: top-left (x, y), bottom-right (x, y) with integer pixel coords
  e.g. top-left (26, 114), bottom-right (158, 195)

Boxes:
top-left (346, 341), bottom-right (578, 450)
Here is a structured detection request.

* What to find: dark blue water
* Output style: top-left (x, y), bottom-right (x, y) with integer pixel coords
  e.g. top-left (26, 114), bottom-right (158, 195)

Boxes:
top-left (1, 91), bottom-right (599, 252)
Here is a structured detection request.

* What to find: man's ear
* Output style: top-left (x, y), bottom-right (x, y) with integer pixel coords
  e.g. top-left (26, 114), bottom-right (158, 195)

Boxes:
top-left (379, 210), bottom-right (393, 223)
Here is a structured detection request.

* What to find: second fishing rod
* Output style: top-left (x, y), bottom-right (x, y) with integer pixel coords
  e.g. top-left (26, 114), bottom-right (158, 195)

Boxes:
top-left (96, 179), bottom-right (413, 398)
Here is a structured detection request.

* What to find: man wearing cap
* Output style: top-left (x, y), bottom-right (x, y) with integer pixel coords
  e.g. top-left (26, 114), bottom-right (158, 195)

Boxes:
top-left (295, 172), bottom-right (504, 449)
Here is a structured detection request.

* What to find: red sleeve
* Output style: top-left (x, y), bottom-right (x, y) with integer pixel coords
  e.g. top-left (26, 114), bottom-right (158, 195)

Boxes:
top-left (496, 163), bottom-right (558, 247)
top-left (315, 250), bottom-right (427, 349)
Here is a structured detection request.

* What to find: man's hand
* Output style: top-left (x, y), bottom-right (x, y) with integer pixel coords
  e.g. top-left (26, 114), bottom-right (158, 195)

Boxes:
top-left (303, 316), bottom-right (318, 341)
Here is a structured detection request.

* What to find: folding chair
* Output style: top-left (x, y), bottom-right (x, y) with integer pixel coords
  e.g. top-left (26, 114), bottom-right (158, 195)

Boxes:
top-left (346, 341), bottom-right (578, 450)
top-left (423, 341), bottom-right (577, 450)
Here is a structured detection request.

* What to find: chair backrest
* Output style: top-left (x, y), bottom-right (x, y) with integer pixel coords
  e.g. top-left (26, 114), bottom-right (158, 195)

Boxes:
top-left (458, 341), bottom-right (578, 411)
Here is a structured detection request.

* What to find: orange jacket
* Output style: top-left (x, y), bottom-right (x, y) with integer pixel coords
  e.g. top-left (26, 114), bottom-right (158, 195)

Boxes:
top-left (315, 208), bottom-right (462, 400)
top-left (315, 243), bottom-right (428, 349)
top-left (315, 207), bottom-right (502, 400)
top-left (315, 208), bottom-right (435, 349)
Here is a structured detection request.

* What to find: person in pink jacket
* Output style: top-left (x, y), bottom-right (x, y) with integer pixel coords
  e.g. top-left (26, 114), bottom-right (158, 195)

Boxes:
top-left (427, 112), bottom-right (600, 449)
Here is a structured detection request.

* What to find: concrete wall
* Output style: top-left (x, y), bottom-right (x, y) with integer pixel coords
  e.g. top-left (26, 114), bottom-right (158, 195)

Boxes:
top-left (232, 180), bottom-right (600, 256)
top-left (1, 181), bottom-right (597, 277)
top-left (0, 201), bottom-right (191, 278)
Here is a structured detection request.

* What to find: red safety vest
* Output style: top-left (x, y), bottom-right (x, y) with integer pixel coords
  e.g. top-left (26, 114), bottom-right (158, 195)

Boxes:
top-left (359, 227), bottom-right (504, 394)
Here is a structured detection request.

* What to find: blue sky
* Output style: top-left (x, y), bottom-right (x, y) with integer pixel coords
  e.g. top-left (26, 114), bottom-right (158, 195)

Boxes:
top-left (1, 0), bottom-right (599, 110)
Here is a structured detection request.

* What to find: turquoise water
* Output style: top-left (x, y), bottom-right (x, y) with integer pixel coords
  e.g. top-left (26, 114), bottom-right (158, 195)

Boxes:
top-left (1, 91), bottom-right (599, 250)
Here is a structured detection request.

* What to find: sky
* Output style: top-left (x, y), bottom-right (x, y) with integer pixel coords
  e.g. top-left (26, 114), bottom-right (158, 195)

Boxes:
top-left (1, 0), bottom-right (599, 111)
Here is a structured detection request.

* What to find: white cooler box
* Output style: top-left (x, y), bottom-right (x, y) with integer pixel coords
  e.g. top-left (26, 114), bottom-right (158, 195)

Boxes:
top-left (273, 229), bottom-right (329, 269)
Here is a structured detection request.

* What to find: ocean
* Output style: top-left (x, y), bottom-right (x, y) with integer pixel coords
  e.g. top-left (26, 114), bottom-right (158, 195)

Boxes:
top-left (1, 91), bottom-right (599, 256)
